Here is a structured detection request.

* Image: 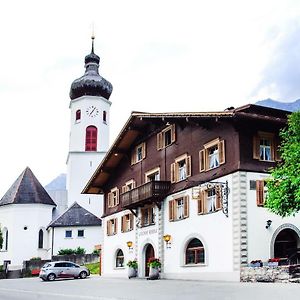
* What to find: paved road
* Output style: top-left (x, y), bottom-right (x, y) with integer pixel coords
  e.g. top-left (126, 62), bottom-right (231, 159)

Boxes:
top-left (0, 276), bottom-right (299, 300)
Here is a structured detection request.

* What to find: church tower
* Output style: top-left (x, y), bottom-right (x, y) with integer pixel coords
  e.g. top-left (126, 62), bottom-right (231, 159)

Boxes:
top-left (67, 37), bottom-right (113, 217)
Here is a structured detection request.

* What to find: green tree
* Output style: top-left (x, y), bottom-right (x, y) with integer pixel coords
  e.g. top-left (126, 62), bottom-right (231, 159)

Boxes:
top-left (0, 227), bottom-right (3, 249)
top-left (266, 111), bottom-right (300, 217)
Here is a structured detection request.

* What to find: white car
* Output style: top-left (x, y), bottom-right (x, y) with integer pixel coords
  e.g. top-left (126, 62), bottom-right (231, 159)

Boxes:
top-left (39, 261), bottom-right (90, 281)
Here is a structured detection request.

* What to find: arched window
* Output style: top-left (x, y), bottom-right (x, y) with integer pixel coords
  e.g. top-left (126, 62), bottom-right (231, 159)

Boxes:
top-left (185, 238), bottom-right (205, 265)
top-left (76, 110), bottom-right (81, 122)
top-left (85, 126), bottom-right (97, 151)
top-left (116, 249), bottom-right (124, 268)
top-left (38, 229), bottom-right (44, 249)
top-left (103, 111), bottom-right (107, 123)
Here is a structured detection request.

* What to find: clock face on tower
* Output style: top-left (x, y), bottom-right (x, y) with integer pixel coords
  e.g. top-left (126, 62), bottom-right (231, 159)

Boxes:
top-left (86, 106), bottom-right (99, 118)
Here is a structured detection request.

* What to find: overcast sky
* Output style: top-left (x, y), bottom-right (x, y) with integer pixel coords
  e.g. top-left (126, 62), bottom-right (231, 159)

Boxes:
top-left (0, 0), bottom-right (300, 196)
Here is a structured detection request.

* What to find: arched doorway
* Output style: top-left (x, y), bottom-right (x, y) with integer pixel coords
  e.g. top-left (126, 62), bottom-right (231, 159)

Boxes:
top-left (274, 229), bottom-right (299, 263)
top-left (144, 244), bottom-right (155, 277)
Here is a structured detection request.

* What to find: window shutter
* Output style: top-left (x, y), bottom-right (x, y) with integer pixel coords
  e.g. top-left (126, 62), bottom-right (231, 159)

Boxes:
top-left (171, 124), bottom-right (176, 143)
top-left (270, 138), bottom-right (275, 161)
top-left (169, 200), bottom-right (174, 221)
top-left (219, 140), bottom-right (225, 165)
top-left (121, 216), bottom-right (124, 233)
top-left (131, 151), bottom-right (136, 165)
top-left (183, 196), bottom-right (189, 218)
top-left (157, 132), bottom-right (163, 150)
top-left (198, 191), bottom-right (205, 214)
top-left (215, 184), bottom-right (222, 210)
top-left (129, 213), bottom-right (134, 230)
top-left (253, 135), bottom-right (260, 159)
top-left (256, 180), bottom-right (265, 206)
top-left (142, 142), bottom-right (146, 159)
top-left (107, 221), bottom-right (111, 236)
top-left (186, 156), bottom-right (192, 177)
top-left (274, 138), bottom-right (281, 161)
top-left (121, 185), bottom-right (126, 194)
top-left (114, 218), bottom-right (118, 234)
top-left (107, 192), bottom-right (112, 208)
top-left (199, 150), bottom-right (205, 172)
top-left (116, 189), bottom-right (120, 205)
top-left (170, 163), bottom-right (176, 183)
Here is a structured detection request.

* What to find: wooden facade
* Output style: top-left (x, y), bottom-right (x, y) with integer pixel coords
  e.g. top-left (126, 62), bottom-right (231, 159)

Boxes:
top-left (83, 104), bottom-right (289, 218)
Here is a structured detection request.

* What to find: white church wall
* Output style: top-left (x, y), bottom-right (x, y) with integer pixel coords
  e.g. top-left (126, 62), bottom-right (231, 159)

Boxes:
top-left (0, 204), bottom-right (54, 266)
top-left (52, 226), bottom-right (103, 256)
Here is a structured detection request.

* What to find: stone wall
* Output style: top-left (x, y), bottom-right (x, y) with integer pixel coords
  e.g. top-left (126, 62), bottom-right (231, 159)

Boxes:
top-left (241, 265), bottom-right (300, 283)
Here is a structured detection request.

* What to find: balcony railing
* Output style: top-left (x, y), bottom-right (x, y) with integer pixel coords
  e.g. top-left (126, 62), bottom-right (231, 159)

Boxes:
top-left (121, 181), bottom-right (171, 209)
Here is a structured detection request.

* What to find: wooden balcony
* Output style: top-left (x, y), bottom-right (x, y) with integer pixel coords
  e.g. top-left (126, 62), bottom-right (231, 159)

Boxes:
top-left (121, 181), bottom-right (171, 209)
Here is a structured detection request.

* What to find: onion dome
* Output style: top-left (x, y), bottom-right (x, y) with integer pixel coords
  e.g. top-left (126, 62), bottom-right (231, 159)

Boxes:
top-left (70, 37), bottom-right (113, 100)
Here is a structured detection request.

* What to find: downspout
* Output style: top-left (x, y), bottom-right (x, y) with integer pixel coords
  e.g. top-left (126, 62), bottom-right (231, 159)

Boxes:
top-left (51, 227), bottom-right (54, 258)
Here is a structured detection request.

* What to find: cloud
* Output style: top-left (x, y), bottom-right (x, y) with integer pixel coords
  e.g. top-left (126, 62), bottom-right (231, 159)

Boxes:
top-left (252, 19), bottom-right (300, 101)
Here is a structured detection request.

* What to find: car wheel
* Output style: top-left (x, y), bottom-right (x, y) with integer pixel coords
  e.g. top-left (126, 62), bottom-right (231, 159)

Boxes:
top-left (79, 271), bottom-right (87, 279)
top-left (47, 273), bottom-right (56, 281)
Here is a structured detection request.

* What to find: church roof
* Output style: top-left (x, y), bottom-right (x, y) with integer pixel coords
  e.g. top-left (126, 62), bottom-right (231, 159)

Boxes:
top-left (0, 167), bottom-right (56, 207)
top-left (69, 37), bottom-right (113, 101)
top-left (48, 202), bottom-right (102, 228)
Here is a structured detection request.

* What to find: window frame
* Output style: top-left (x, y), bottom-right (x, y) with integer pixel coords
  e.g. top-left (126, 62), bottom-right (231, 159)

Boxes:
top-left (85, 126), bottom-right (97, 151)
top-left (199, 138), bottom-right (225, 172)
top-left (171, 153), bottom-right (192, 183)
top-left (77, 229), bottom-right (85, 238)
top-left (107, 187), bottom-right (120, 208)
top-left (75, 109), bottom-right (81, 123)
top-left (131, 142), bottom-right (146, 165)
top-left (121, 179), bottom-right (136, 194)
top-left (103, 110), bottom-right (107, 123)
top-left (121, 213), bottom-right (134, 232)
top-left (185, 238), bottom-right (205, 265)
top-left (253, 131), bottom-right (280, 162)
top-left (140, 206), bottom-right (155, 227)
top-left (107, 218), bottom-right (118, 236)
top-left (169, 195), bottom-right (189, 221)
top-left (197, 184), bottom-right (222, 214)
top-left (115, 249), bottom-right (124, 268)
top-left (65, 230), bottom-right (72, 238)
top-left (157, 124), bottom-right (176, 150)
top-left (38, 229), bottom-right (44, 249)
top-left (145, 167), bottom-right (160, 183)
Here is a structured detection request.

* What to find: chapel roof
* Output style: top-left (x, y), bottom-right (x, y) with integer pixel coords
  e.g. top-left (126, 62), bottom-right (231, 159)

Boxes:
top-left (48, 202), bottom-right (102, 228)
top-left (0, 167), bottom-right (56, 207)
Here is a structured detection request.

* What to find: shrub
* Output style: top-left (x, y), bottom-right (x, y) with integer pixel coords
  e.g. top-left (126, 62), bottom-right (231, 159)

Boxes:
top-left (92, 249), bottom-right (100, 255)
top-left (58, 248), bottom-right (75, 255)
top-left (30, 257), bottom-right (41, 261)
top-left (75, 247), bottom-right (86, 255)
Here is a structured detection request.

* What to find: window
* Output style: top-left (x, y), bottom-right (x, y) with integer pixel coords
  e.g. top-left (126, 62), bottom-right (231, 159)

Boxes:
top-left (107, 218), bottom-right (117, 236)
top-left (256, 180), bottom-right (267, 206)
top-left (121, 213), bottom-right (134, 232)
top-left (116, 249), bottom-right (124, 268)
top-left (171, 154), bottom-right (191, 183)
top-left (197, 184), bottom-right (222, 214)
top-left (199, 138), bottom-right (225, 172)
top-left (85, 126), bottom-right (97, 151)
top-left (121, 180), bottom-right (136, 193)
top-left (75, 109), bottom-right (81, 122)
top-left (169, 196), bottom-right (189, 221)
top-left (157, 124), bottom-right (176, 150)
top-left (253, 132), bottom-right (280, 162)
top-left (38, 229), bottom-right (44, 249)
top-left (185, 238), bottom-right (205, 265)
top-left (103, 111), bottom-right (107, 123)
top-left (107, 187), bottom-right (120, 208)
top-left (131, 142), bottom-right (146, 165)
top-left (145, 167), bottom-right (160, 182)
top-left (78, 230), bottom-right (85, 237)
top-left (141, 206), bottom-right (155, 227)
top-left (2, 228), bottom-right (8, 251)
top-left (65, 230), bottom-right (72, 238)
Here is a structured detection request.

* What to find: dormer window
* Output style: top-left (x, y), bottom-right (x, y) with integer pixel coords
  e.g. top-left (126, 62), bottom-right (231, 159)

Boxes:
top-left (157, 124), bottom-right (176, 150)
top-left (75, 110), bottom-right (81, 122)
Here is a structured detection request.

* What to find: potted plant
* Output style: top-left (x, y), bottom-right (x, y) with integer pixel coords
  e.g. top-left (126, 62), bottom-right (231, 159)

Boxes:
top-left (268, 258), bottom-right (280, 267)
top-left (127, 260), bottom-right (138, 279)
top-left (249, 260), bottom-right (263, 267)
top-left (147, 258), bottom-right (161, 280)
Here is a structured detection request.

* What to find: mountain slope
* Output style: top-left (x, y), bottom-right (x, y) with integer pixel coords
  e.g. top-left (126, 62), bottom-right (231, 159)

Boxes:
top-left (255, 99), bottom-right (300, 112)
